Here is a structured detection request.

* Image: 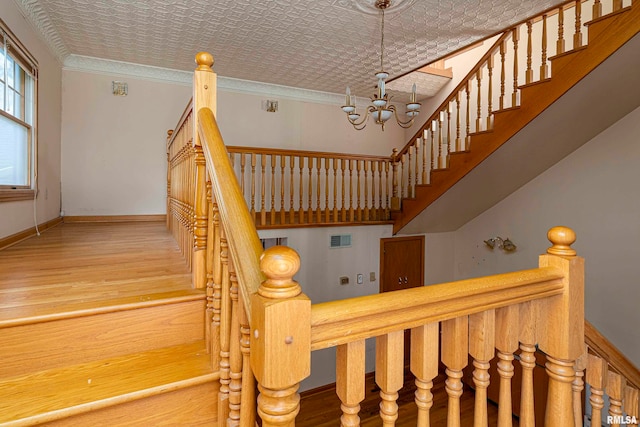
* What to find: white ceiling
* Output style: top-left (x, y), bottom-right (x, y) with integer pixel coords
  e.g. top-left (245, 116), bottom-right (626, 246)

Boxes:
top-left (16, 0), bottom-right (567, 99)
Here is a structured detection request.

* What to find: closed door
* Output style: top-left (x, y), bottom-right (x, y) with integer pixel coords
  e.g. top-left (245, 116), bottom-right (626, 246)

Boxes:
top-left (380, 235), bottom-right (424, 293)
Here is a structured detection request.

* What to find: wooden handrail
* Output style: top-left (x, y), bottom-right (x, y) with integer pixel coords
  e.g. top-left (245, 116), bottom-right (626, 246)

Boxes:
top-left (311, 266), bottom-right (564, 350)
top-left (167, 99), bottom-right (193, 150)
top-left (228, 146), bottom-right (391, 163)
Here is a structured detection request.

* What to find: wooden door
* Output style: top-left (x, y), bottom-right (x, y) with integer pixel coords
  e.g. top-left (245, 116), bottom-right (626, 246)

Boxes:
top-left (380, 235), bottom-right (424, 293)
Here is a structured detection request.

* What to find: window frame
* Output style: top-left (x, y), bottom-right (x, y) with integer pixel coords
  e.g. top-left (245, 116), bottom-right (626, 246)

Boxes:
top-left (0, 18), bottom-right (38, 202)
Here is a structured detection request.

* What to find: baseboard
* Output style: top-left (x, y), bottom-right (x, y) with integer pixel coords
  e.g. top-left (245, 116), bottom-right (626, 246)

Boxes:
top-left (0, 217), bottom-right (63, 251)
top-left (63, 214), bottom-right (166, 223)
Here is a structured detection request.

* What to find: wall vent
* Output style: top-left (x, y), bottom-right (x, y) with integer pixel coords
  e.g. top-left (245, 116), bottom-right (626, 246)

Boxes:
top-left (330, 234), bottom-right (351, 248)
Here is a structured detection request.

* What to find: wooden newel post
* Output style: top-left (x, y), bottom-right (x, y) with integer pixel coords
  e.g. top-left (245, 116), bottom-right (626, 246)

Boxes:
top-left (390, 148), bottom-right (400, 211)
top-left (537, 226), bottom-right (584, 427)
top-left (251, 246), bottom-right (311, 426)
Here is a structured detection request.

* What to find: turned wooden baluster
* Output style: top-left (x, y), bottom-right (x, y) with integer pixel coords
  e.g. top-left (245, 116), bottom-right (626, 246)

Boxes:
top-left (251, 246), bottom-right (311, 427)
top-left (371, 161), bottom-right (377, 220)
top-left (430, 121), bottom-right (437, 171)
top-left (465, 82), bottom-right (472, 149)
top-left (438, 113), bottom-right (444, 168)
top-left (336, 340), bottom-right (366, 427)
top-left (499, 39), bottom-right (507, 110)
top-left (572, 350), bottom-right (587, 427)
top-left (210, 200), bottom-right (222, 369)
top-left (406, 147), bottom-right (413, 198)
top-left (239, 290), bottom-right (256, 427)
top-left (270, 155), bottom-right (276, 225)
top-left (364, 160), bottom-right (370, 221)
top-left (218, 226), bottom-right (232, 425)
top-left (538, 227), bottom-right (584, 427)
top-left (470, 310), bottom-right (495, 427)
top-left (476, 69), bottom-right (483, 132)
top-left (608, 371), bottom-right (626, 427)
top-left (593, 0), bottom-right (602, 19)
top-left (205, 181), bottom-right (214, 350)
top-left (526, 20), bottom-right (534, 84)
top-left (384, 159), bottom-right (391, 217)
top-left (512, 28), bottom-right (519, 107)
top-left (411, 323), bottom-right (439, 427)
top-left (227, 257), bottom-right (243, 426)
top-left (518, 300), bottom-right (537, 427)
top-left (379, 160), bottom-right (385, 219)
top-left (486, 55), bottom-right (494, 129)
top-left (258, 155), bottom-right (266, 226)
top-left (399, 154), bottom-right (406, 199)
top-left (442, 316), bottom-right (468, 427)
top-left (280, 155), bottom-right (286, 225)
top-left (613, 0), bottom-right (623, 12)
top-left (422, 134), bottom-right (428, 184)
top-left (250, 153), bottom-right (256, 222)
top-left (239, 153), bottom-right (246, 196)
top-left (376, 330), bottom-right (404, 426)
top-left (341, 158), bottom-right (347, 221)
top-left (496, 305), bottom-right (519, 427)
top-left (455, 92), bottom-right (462, 151)
top-left (625, 386), bottom-right (639, 426)
top-left (307, 157), bottom-right (313, 222)
top-left (289, 156), bottom-right (295, 223)
top-left (557, 6), bottom-right (565, 55)
top-left (540, 14), bottom-right (549, 80)
top-left (356, 160), bottom-right (362, 221)
top-left (324, 157), bottom-right (330, 222)
top-left (333, 158), bottom-right (339, 222)
top-left (349, 160), bottom-right (355, 222)
top-left (574, 1), bottom-right (582, 49)
top-left (447, 105), bottom-right (453, 158)
top-left (586, 353), bottom-right (607, 426)
top-left (316, 157), bottom-right (322, 223)
top-left (299, 156), bottom-right (305, 223)
top-left (390, 149), bottom-right (399, 211)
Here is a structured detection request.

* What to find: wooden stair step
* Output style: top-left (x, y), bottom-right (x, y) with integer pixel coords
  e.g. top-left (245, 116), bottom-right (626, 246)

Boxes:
top-left (0, 342), bottom-right (218, 426)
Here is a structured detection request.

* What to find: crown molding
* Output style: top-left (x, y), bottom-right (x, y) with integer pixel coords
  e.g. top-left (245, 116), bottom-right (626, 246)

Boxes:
top-left (13, 0), bottom-right (69, 62)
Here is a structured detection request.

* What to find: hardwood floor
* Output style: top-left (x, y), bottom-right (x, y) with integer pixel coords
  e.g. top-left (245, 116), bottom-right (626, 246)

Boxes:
top-left (0, 221), bottom-right (194, 326)
top-left (298, 371), bottom-right (520, 426)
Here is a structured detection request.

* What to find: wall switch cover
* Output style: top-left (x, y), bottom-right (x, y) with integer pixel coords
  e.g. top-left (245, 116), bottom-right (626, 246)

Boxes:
top-left (340, 276), bottom-right (349, 285)
top-left (357, 274), bottom-right (363, 284)
top-left (369, 272), bottom-right (376, 281)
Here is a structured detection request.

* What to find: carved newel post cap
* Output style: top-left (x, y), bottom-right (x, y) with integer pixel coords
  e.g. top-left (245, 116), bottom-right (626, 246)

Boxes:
top-left (547, 226), bottom-right (576, 256)
top-left (195, 52), bottom-right (214, 71)
top-left (259, 246), bottom-right (302, 299)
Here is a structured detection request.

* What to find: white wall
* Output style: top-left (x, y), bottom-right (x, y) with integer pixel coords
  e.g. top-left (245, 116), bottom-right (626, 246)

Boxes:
top-left (453, 106), bottom-right (640, 366)
top-left (0, 1), bottom-right (62, 239)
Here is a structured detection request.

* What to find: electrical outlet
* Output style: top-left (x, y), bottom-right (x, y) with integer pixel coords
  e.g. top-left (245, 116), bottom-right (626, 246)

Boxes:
top-left (340, 276), bottom-right (349, 285)
top-left (357, 274), bottom-right (363, 284)
top-left (369, 272), bottom-right (376, 282)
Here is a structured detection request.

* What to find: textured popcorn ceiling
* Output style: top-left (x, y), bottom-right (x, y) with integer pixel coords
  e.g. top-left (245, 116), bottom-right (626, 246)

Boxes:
top-left (16, 0), bottom-right (567, 99)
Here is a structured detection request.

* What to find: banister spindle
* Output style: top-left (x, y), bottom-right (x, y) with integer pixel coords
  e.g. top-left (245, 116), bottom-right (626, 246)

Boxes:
top-left (307, 157), bottom-right (313, 222)
top-left (336, 340), bottom-right (366, 427)
top-left (250, 153), bottom-right (256, 222)
top-left (431, 121), bottom-right (437, 171)
top-left (470, 310), bottom-right (495, 427)
top-left (512, 27), bottom-right (519, 107)
top-left (251, 246), bottom-right (310, 427)
top-left (438, 113), bottom-right (444, 168)
top-left (376, 330), bottom-right (404, 427)
top-left (399, 154), bottom-right (406, 199)
top-left (411, 323), bottom-right (439, 427)
top-left (476, 69), bottom-right (483, 132)
top-left (371, 161), bottom-right (378, 220)
top-left (289, 156), bottom-right (295, 224)
top-left (333, 158), bottom-right (339, 222)
top-left (227, 257), bottom-right (243, 427)
top-left (364, 160), bottom-right (370, 221)
top-left (624, 387), bottom-right (639, 426)
top-left (613, 0), bottom-right (622, 12)
top-left (280, 155), bottom-right (286, 225)
top-left (210, 201), bottom-right (222, 369)
top-left (557, 6), bottom-right (565, 55)
top-left (270, 155), bottom-right (276, 225)
top-left (414, 142), bottom-right (419, 193)
top-left (239, 152), bottom-right (246, 196)
top-left (465, 82), bottom-right (471, 149)
top-left (422, 133), bottom-right (428, 184)
top-left (486, 56), bottom-right (494, 130)
top-left (218, 226), bottom-right (232, 425)
top-left (499, 39), bottom-right (506, 110)
top-left (324, 157), bottom-right (330, 222)
top-left (239, 291), bottom-right (256, 427)
top-left (442, 316), bottom-right (469, 427)
top-left (385, 159), bottom-right (391, 218)
top-left (540, 15), bottom-right (549, 80)
top-left (496, 305), bottom-right (519, 427)
top-left (356, 160), bottom-right (362, 221)
top-left (341, 158), bottom-right (347, 221)
top-left (316, 157), bottom-right (322, 223)
top-left (518, 301), bottom-right (537, 427)
top-left (455, 92), bottom-right (462, 151)
top-left (608, 372), bottom-right (626, 427)
top-left (260, 155), bottom-right (267, 226)
top-left (447, 107), bottom-right (452, 160)
top-left (205, 182), bottom-right (214, 351)
top-left (586, 353), bottom-right (607, 426)
top-left (574, 1), bottom-right (582, 49)
top-left (572, 350), bottom-right (587, 427)
top-left (408, 146), bottom-right (414, 197)
top-left (391, 149), bottom-right (399, 211)
top-left (593, 0), bottom-right (602, 19)
top-left (348, 159), bottom-right (355, 222)
top-left (526, 20), bottom-right (533, 84)
top-left (378, 160), bottom-right (385, 219)
top-left (299, 156), bottom-right (305, 223)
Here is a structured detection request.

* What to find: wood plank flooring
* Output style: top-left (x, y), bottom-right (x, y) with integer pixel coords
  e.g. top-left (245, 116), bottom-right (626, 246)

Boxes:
top-left (0, 221), bottom-right (194, 325)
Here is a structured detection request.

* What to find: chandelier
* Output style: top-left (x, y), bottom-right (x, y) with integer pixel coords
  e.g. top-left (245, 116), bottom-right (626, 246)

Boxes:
top-left (341, 0), bottom-right (420, 131)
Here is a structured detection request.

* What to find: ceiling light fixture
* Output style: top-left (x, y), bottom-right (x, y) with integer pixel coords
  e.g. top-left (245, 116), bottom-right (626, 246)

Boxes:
top-left (341, 0), bottom-right (420, 131)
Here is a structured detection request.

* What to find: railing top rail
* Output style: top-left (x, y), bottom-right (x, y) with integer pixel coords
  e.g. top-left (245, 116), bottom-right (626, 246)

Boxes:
top-left (310, 266), bottom-right (564, 350)
top-left (198, 107), bottom-right (264, 322)
top-left (227, 146), bottom-right (392, 162)
top-left (167, 99), bottom-right (194, 151)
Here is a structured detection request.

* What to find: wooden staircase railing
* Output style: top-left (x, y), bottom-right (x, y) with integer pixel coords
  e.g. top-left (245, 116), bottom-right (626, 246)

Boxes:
top-left (166, 51), bottom-right (639, 426)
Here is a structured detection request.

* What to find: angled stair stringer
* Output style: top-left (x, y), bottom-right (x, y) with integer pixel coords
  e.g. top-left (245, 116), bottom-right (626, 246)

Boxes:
top-left (393, 4), bottom-right (640, 234)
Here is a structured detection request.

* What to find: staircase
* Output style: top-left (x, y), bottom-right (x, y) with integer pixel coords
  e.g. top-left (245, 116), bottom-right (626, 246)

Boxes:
top-left (0, 223), bottom-right (218, 426)
top-left (392, 0), bottom-right (640, 234)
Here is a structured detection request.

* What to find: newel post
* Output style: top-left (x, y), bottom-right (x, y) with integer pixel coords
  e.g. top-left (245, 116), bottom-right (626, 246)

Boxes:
top-left (251, 246), bottom-right (311, 426)
top-left (537, 226), bottom-right (585, 427)
top-left (192, 52), bottom-right (217, 289)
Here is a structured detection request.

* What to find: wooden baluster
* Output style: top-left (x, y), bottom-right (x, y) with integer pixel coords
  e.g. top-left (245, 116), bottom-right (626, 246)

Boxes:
top-left (486, 56), bottom-right (494, 129)
top-left (442, 316), bottom-right (468, 427)
top-left (512, 28), bottom-right (519, 107)
top-left (239, 153), bottom-right (246, 198)
top-left (608, 372), bottom-right (626, 427)
top-left (289, 156), bottom-right (295, 224)
top-left (476, 69), bottom-right (483, 132)
top-left (316, 157), bottom-right (322, 223)
top-left (307, 157), bottom-right (313, 222)
top-left (341, 158), bottom-right (347, 221)
top-left (205, 182), bottom-right (214, 352)
top-left (356, 160), bottom-right (362, 221)
top-left (210, 201), bottom-right (222, 369)
top-left (572, 350), bottom-right (587, 427)
top-left (399, 155), bottom-right (405, 199)
top-left (376, 330), bottom-right (404, 426)
top-left (540, 14), bottom-right (549, 80)
top-left (364, 160), bottom-right (370, 221)
top-left (586, 353), bottom-right (607, 426)
top-left (252, 246), bottom-right (311, 427)
top-left (324, 157), bottom-right (330, 222)
top-left (431, 121), bottom-right (437, 171)
top-left (593, 0), bottom-right (602, 19)
top-left (260, 155), bottom-right (267, 226)
top-left (166, 130), bottom-right (173, 229)
top-left (280, 155), bottom-right (286, 225)
top-left (218, 226), bottom-right (231, 425)
top-left (411, 323), bottom-right (438, 427)
top-left (496, 305), bottom-right (519, 427)
top-left (557, 6), bottom-right (565, 55)
top-left (470, 310), bottom-right (495, 427)
top-left (613, 0), bottom-right (622, 12)
top-left (624, 387), bottom-right (639, 426)
top-left (384, 159), bottom-right (391, 218)
top-left (250, 153), bottom-right (256, 222)
top-left (413, 140), bottom-right (420, 188)
top-left (499, 39), bottom-right (506, 110)
top-left (574, 1), bottom-right (582, 49)
top-left (299, 156), bottom-right (305, 223)
top-left (465, 81), bottom-right (472, 149)
top-left (228, 257), bottom-right (242, 426)
top-left (390, 149), bottom-right (399, 211)
top-left (518, 300), bottom-right (537, 427)
top-left (538, 227), bottom-right (584, 427)
top-left (455, 92), bottom-right (462, 151)
top-left (438, 113), bottom-right (444, 168)
top-left (526, 20), bottom-right (533, 84)
top-left (349, 160), bottom-right (355, 222)
top-left (422, 133), bottom-right (428, 184)
top-left (336, 340), bottom-right (366, 426)
top-left (270, 155), bottom-right (276, 225)
top-left (333, 158), bottom-right (339, 222)
top-left (407, 146), bottom-right (414, 198)
top-left (239, 291), bottom-right (256, 427)
top-left (371, 161), bottom-right (377, 221)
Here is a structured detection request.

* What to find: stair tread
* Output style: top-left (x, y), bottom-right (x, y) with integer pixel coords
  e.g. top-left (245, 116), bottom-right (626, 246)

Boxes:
top-left (0, 342), bottom-right (215, 424)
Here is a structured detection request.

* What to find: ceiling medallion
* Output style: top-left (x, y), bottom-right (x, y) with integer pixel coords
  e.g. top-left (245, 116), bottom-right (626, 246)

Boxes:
top-left (350, 0), bottom-right (418, 16)
top-left (340, 0), bottom-right (420, 131)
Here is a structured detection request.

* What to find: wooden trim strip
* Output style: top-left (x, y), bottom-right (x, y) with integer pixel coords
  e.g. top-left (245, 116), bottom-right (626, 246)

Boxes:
top-left (585, 320), bottom-right (640, 389)
top-left (63, 215), bottom-right (166, 223)
top-left (227, 146), bottom-right (391, 163)
top-left (0, 216), bottom-right (62, 250)
top-left (0, 189), bottom-right (36, 202)
top-left (310, 267), bottom-right (564, 350)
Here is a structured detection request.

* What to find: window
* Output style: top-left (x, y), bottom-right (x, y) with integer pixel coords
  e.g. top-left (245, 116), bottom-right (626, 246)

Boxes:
top-left (0, 19), bottom-right (37, 202)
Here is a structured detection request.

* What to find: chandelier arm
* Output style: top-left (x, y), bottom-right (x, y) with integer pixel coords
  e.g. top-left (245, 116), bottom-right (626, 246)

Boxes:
top-left (392, 108), bottom-right (418, 129)
top-left (347, 109), bottom-right (371, 128)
